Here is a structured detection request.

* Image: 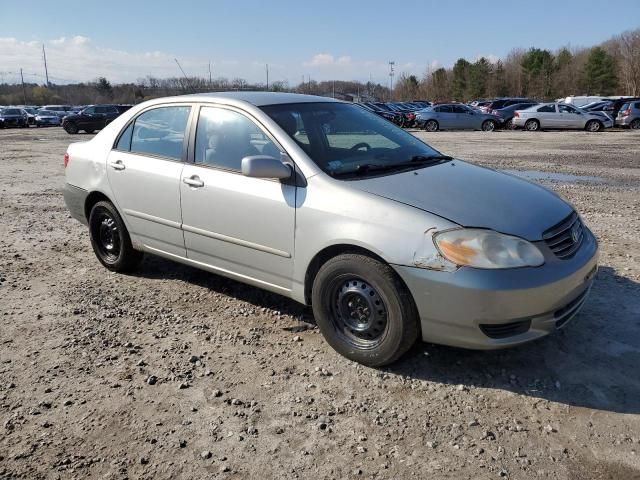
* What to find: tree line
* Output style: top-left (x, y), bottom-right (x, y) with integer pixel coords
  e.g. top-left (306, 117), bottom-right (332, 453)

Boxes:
top-left (395, 28), bottom-right (640, 102)
top-left (1, 28), bottom-right (638, 106)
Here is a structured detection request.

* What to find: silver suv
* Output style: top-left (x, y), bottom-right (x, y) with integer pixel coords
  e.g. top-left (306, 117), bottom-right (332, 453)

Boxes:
top-left (63, 92), bottom-right (598, 366)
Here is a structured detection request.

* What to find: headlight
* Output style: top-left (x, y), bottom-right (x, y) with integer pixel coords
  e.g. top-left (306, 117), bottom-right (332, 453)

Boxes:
top-left (433, 228), bottom-right (544, 269)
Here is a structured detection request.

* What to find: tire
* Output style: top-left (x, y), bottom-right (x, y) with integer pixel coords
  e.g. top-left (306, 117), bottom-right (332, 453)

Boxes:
top-left (311, 253), bottom-right (419, 367)
top-left (585, 120), bottom-right (602, 132)
top-left (524, 119), bottom-right (540, 131)
top-left (504, 118), bottom-right (514, 130)
top-left (424, 119), bottom-right (439, 132)
top-left (64, 122), bottom-right (79, 134)
top-left (481, 120), bottom-right (497, 132)
top-left (629, 119), bottom-right (640, 130)
top-left (84, 129), bottom-right (95, 134)
top-left (88, 201), bottom-right (143, 272)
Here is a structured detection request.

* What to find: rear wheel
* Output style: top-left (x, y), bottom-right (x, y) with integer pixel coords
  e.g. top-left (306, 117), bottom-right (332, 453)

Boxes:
top-left (504, 118), bottom-right (514, 129)
top-left (64, 122), bottom-right (79, 134)
top-left (585, 120), bottom-right (602, 132)
top-left (525, 119), bottom-right (540, 131)
top-left (311, 253), bottom-right (419, 367)
top-left (89, 201), bottom-right (142, 272)
top-left (424, 120), bottom-right (439, 132)
top-left (630, 118), bottom-right (640, 129)
top-left (481, 120), bottom-right (497, 132)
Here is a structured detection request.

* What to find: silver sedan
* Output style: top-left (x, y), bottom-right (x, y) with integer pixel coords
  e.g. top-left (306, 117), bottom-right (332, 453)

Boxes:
top-left (512, 103), bottom-right (613, 131)
top-left (416, 103), bottom-right (500, 131)
top-left (63, 93), bottom-right (598, 366)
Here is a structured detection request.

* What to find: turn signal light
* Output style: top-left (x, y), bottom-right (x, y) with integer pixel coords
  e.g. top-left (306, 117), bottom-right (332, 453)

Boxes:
top-left (64, 152), bottom-right (70, 168)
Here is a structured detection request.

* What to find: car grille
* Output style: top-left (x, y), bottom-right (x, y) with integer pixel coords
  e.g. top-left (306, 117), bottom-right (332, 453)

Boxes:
top-left (480, 320), bottom-right (531, 339)
top-left (542, 212), bottom-right (584, 259)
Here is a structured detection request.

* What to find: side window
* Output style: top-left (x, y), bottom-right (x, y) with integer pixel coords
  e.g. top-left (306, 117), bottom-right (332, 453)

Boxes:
top-left (83, 106), bottom-right (96, 115)
top-left (195, 107), bottom-right (280, 171)
top-left (537, 104), bottom-right (556, 113)
top-left (558, 104), bottom-right (578, 114)
top-left (130, 106), bottom-right (191, 160)
top-left (115, 122), bottom-right (133, 151)
top-left (435, 106), bottom-right (452, 113)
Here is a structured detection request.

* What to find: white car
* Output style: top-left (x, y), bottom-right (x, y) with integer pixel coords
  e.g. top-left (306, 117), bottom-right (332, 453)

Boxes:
top-left (512, 103), bottom-right (613, 132)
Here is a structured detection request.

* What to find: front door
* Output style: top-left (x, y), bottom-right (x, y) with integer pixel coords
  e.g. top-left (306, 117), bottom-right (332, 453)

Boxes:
top-left (558, 104), bottom-right (583, 128)
top-left (180, 105), bottom-right (296, 292)
top-left (106, 104), bottom-right (191, 256)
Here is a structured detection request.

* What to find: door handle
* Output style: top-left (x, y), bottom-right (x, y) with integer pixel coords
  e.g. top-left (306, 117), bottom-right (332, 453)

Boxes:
top-left (183, 175), bottom-right (204, 188)
top-left (109, 160), bottom-right (125, 171)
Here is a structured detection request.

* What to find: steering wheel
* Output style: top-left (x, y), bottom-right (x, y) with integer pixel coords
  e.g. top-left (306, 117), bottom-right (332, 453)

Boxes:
top-left (350, 142), bottom-right (371, 152)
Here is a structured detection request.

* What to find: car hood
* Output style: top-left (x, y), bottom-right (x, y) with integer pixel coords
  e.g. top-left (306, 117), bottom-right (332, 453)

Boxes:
top-left (345, 160), bottom-right (573, 241)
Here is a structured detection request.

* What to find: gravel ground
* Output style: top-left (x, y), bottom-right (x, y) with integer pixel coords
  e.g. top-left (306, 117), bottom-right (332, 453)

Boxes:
top-left (1, 127), bottom-right (639, 480)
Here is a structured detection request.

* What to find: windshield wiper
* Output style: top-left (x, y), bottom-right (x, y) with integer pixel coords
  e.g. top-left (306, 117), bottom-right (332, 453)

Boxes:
top-left (408, 154), bottom-right (453, 162)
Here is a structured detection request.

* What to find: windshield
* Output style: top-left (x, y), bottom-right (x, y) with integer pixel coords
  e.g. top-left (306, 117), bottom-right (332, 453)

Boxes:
top-left (261, 102), bottom-right (448, 179)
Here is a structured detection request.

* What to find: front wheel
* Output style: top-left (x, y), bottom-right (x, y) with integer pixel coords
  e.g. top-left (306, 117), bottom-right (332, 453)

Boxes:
top-left (481, 120), bottom-right (497, 132)
top-left (311, 254), bottom-right (419, 367)
top-left (89, 201), bottom-right (143, 272)
top-left (585, 120), bottom-right (603, 132)
top-left (630, 119), bottom-right (640, 129)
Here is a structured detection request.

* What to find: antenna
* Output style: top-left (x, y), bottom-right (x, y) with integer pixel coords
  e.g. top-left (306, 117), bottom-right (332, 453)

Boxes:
top-left (42, 44), bottom-right (50, 87)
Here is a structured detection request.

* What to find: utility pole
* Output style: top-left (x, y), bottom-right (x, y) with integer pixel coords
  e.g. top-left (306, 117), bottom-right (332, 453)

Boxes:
top-left (174, 58), bottom-right (190, 91)
top-left (20, 68), bottom-right (27, 104)
top-left (389, 61), bottom-right (395, 100)
top-left (266, 64), bottom-right (269, 91)
top-left (208, 62), bottom-right (212, 87)
top-left (332, 80), bottom-right (335, 98)
top-left (42, 44), bottom-right (50, 87)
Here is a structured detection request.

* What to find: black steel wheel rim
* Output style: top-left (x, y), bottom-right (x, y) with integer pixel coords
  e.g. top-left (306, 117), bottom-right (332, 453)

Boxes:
top-left (94, 211), bottom-right (120, 262)
top-left (329, 277), bottom-right (388, 349)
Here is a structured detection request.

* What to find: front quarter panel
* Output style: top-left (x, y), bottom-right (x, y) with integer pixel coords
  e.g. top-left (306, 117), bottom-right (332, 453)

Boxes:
top-left (291, 174), bottom-right (458, 302)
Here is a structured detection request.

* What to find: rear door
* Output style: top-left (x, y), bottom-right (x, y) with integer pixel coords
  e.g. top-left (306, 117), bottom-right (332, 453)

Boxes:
top-left (106, 104), bottom-right (191, 256)
top-left (434, 105), bottom-right (455, 128)
top-left (179, 105), bottom-right (296, 291)
top-left (536, 104), bottom-right (558, 128)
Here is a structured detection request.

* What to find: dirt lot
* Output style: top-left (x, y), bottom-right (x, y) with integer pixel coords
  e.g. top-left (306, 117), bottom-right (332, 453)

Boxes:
top-left (1, 126), bottom-right (639, 480)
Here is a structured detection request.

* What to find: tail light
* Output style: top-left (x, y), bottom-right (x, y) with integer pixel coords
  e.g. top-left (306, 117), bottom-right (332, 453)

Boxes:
top-left (64, 152), bottom-right (70, 168)
top-left (491, 109), bottom-right (500, 116)
top-left (622, 108), bottom-right (631, 117)
top-left (514, 112), bottom-right (520, 118)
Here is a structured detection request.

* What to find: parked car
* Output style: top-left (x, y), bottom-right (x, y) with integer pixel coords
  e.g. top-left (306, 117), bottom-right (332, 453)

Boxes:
top-left (20, 107), bottom-right (38, 125)
top-left (42, 105), bottom-right (74, 117)
top-left (560, 96), bottom-right (609, 107)
top-left (358, 103), bottom-right (398, 124)
top-left (35, 110), bottom-right (62, 127)
top-left (598, 97), bottom-right (640, 120)
top-left (416, 103), bottom-right (500, 131)
top-left (62, 92), bottom-right (598, 366)
top-left (491, 102), bottom-right (539, 129)
top-left (615, 101), bottom-right (640, 129)
top-left (0, 108), bottom-right (29, 128)
top-left (62, 105), bottom-right (123, 134)
top-left (512, 103), bottom-right (613, 131)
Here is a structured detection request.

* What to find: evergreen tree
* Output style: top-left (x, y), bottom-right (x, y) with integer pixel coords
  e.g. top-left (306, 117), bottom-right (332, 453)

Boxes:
top-left (583, 47), bottom-right (618, 94)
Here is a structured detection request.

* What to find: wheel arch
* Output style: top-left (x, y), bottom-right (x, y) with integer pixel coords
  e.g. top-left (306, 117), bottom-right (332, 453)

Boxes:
top-left (303, 243), bottom-right (399, 306)
top-left (84, 190), bottom-right (115, 222)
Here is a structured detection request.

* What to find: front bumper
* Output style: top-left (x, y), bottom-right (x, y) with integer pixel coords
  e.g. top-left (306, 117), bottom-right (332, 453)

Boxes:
top-left (392, 228), bottom-right (598, 349)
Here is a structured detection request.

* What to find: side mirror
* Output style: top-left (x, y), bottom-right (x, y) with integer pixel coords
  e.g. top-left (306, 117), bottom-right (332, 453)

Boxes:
top-left (241, 155), bottom-right (292, 179)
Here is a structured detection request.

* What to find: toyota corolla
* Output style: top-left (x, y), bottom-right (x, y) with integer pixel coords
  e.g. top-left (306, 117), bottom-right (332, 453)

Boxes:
top-left (63, 92), bottom-right (598, 366)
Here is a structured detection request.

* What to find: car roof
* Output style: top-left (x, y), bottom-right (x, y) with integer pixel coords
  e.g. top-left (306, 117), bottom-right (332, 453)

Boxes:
top-left (180, 91), bottom-right (342, 107)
